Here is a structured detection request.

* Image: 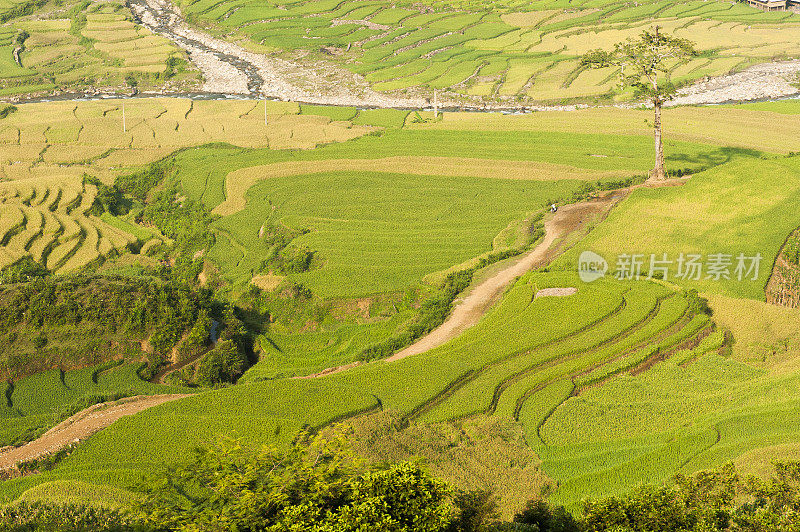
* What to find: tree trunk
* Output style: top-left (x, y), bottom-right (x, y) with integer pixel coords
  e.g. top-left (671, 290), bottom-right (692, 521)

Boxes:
top-left (650, 99), bottom-right (666, 181)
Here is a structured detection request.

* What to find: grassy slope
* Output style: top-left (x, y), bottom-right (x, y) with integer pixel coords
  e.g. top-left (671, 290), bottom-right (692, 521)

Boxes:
top-left (5, 103), bottom-right (800, 512)
top-left (554, 156), bottom-right (800, 300)
top-left (0, 363), bottom-right (192, 448)
top-left (0, 273), bottom-right (711, 507)
top-left (174, 127), bottom-right (730, 296)
top-left (211, 170), bottom-right (579, 297)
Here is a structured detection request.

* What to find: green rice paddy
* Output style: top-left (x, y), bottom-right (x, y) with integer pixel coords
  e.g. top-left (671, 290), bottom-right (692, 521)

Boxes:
top-left (171, 0), bottom-right (800, 101)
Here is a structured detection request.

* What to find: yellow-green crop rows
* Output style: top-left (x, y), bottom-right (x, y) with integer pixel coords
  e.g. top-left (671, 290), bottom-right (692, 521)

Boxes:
top-left (0, 0), bottom-right (199, 96)
top-left (172, 0), bottom-right (800, 102)
top-left (0, 175), bottom-right (138, 272)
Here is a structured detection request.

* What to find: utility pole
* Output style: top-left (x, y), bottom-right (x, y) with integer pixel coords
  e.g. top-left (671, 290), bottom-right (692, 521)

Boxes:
top-left (433, 89), bottom-right (438, 119)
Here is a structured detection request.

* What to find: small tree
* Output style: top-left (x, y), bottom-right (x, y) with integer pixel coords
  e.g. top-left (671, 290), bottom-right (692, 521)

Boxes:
top-left (582, 27), bottom-right (696, 181)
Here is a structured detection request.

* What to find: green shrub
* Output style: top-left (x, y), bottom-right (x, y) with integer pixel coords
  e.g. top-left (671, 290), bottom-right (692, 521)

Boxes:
top-left (0, 501), bottom-right (148, 531)
top-left (135, 435), bottom-right (453, 531)
top-left (194, 339), bottom-right (246, 386)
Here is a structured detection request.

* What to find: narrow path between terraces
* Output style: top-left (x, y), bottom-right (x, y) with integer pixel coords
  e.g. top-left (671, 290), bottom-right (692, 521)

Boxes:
top-left (298, 177), bottom-right (689, 379)
top-left (0, 395), bottom-right (190, 471)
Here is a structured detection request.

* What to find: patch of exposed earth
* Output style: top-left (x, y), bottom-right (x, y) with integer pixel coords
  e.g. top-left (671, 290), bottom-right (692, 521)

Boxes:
top-left (668, 59), bottom-right (800, 106)
top-left (0, 395), bottom-right (189, 471)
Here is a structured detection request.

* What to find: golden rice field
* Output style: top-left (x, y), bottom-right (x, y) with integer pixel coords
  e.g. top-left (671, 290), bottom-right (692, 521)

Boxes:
top-left (0, 175), bottom-right (140, 272)
top-left (81, 13), bottom-right (184, 73)
top-left (0, 98), bottom-right (374, 183)
top-left (0, 0), bottom-right (200, 96)
top-left (0, 97), bottom-right (380, 272)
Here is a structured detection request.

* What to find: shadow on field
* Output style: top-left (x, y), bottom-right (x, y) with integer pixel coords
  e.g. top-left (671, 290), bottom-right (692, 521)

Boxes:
top-left (667, 146), bottom-right (763, 174)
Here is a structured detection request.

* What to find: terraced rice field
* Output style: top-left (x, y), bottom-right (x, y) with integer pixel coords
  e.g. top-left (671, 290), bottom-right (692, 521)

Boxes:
top-left (0, 98), bottom-right (375, 184)
top-left (555, 155), bottom-right (800, 300)
top-left (0, 362), bottom-right (190, 448)
top-left (0, 175), bottom-right (140, 272)
top-left (81, 13), bottom-right (184, 73)
top-left (0, 0), bottom-right (198, 96)
top-left (1, 100), bottom-right (800, 512)
top-left (0, 271), bottom-right (731, 506)
top-left (173, 0), bottom-right (799, 101)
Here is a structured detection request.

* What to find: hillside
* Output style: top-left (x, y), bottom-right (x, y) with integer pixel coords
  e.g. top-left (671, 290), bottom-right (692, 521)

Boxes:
top-left (4, 4), bottom-right (800, 527)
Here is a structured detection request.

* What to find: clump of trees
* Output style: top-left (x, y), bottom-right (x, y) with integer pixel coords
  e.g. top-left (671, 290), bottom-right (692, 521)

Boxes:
top-left (0, 275), bottom-right (250, 384)
top-left (134, 433), bottom-right (453, 531)
top-left (582, 462), bottom-right (800, 531)
top-left (115, 161), bottom-right (216, 254)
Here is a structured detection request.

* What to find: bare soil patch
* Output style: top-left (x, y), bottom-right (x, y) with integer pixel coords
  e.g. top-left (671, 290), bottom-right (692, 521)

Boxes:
top-left (0, 395), bottom-right (189, 471)
top-left (535, 287), bottom-right (578, 298)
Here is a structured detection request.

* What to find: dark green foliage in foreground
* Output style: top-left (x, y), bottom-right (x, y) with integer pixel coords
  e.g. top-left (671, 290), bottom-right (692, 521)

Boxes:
top-left (8, 453), bottom-right (800, 531)
top-left (514, 500), bottom-right (579, 532)
top-left (447, 489), bottom-right (501, 532)
top-left (0, 502), bottom-right (146, 531)
top-left (583, 462), bottom-right (800, 531)
top-left (134, 435), bottom-right (453, 532)
top-left (0, 257), bottom-right (48, 284)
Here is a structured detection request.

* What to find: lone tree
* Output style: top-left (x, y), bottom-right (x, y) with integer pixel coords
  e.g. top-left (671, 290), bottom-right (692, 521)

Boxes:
top-left (582, 27), bottom-right (696, 181)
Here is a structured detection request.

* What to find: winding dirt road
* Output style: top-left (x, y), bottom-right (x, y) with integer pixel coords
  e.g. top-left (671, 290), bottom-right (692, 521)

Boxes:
top-left (296, 178), bottom-right (689, 379)
top-left (386, 191), bottom-right (626, 362)
top-left (0, 395), bottom-right (189, 471)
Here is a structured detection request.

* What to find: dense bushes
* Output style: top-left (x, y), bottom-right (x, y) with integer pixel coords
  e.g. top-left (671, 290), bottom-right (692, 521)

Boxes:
top-left (0, 257), bottom-right (48, 284)
top-left (5, 446), bottom-right (800, 532)
top-left (134, 435), bottom-right (453, 531)
top-left (116, 161), bottom-right (216, 254)
top-left (258, 223), bottom-right (316, 275)
top-left (685, 289), bottom-right (712, 317)
top-left (582, 462), bottom-right (800, 532)
top-left (194, 340), bottom-right (246, 386)
top-left (0, 502), bottom-right (143, 531)
top-left (0, 104), bottom-right (17, 120)
top-left (0, 275), bottom-right (248, 382)
top-left (116, 162), bottom-right (172, 203)
top-left (85, 176), bottom-right (129, 217)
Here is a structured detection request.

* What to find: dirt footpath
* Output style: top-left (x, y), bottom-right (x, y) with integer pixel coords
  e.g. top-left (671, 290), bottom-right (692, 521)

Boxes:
top-left (0, 395), bottom-right (189, 471)
top-left (385, 192), bottom-right (626, 362)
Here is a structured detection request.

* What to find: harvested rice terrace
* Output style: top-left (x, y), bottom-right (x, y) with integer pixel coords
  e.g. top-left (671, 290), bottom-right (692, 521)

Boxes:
top-left (0, 176), bottom-right (141, 272)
